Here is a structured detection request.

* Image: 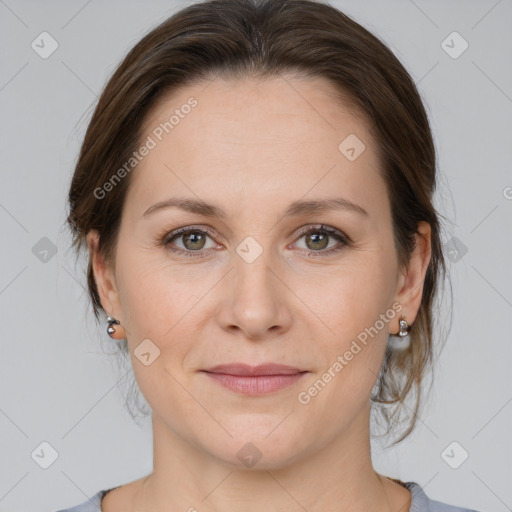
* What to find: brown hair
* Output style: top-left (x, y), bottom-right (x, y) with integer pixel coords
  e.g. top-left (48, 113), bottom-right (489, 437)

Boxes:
top-left (66, 0), bottom-right (450, 445)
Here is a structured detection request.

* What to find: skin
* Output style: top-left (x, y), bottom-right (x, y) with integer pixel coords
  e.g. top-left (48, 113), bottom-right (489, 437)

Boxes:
top-left (87, 74), bottom-right (431, 512)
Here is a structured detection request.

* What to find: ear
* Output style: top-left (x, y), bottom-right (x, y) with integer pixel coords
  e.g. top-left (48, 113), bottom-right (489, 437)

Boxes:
top-left (393, 221), bottom-right (432, 328)
top-left (86, 229), bottom-right (122, 322)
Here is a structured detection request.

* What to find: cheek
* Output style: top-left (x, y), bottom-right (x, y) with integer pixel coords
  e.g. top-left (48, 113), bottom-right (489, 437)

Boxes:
top-left (115, 256), bottom-right (202, 417)
top-left (296, 274), bottom-right (391, 430)
top-left (116, 246), bottom-right (199, 332)
top-left (115, 251), bottom-right (217, 372)
top-left (292, 251), bottom-right (396, 399)
top-left (293, 253), bottom-right (396, 341)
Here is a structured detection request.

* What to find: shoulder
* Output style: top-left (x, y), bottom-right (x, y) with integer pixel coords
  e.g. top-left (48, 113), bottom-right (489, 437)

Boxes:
top-left (54, 488), bottom-right (116, 512)
top-left (404, 481), bottom-right (483, 512)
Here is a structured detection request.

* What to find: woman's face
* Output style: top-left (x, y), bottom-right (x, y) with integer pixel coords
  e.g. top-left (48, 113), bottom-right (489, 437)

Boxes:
top-left (91, 75), bottom-right (427, 468)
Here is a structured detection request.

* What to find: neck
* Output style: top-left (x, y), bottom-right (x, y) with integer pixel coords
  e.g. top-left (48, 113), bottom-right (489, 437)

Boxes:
top-left (137, 403), bottom-right (411, 512)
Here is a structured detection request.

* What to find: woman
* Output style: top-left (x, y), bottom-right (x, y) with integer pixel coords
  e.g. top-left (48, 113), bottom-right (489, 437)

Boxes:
top-left (57, 0), bottom-right (481, 510)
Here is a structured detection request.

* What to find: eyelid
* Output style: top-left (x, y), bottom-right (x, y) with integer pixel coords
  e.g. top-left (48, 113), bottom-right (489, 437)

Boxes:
top-left (161, 223), bottom-right (351, 256)
top-left (294, 223), bottom-right (349, 240)
top-left (162, 225), bottom-right (220, 244)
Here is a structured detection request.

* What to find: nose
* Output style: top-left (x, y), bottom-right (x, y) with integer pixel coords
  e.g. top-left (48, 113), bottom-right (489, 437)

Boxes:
top-left (215, 241), bottom-right (293, 341)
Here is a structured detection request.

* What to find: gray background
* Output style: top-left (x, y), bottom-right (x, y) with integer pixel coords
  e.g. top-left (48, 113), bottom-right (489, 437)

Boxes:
top-left (1, 0), bottom-right (511, 510)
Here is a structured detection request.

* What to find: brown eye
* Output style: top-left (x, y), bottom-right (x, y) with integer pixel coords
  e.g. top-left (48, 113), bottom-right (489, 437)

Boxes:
top-left (179, 230), bottom-right (207, 250)
top-left (160, 224), bottom-right (350, 259)
top-left (304, 232), bottom-right (329, 251)
top-left (162, 227), bottom-right (218, 257)
top-left (294, 225), bottom-right (350, 256)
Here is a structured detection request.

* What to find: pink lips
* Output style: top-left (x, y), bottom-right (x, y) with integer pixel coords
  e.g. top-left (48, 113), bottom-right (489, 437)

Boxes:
top-left (202, 363), bottom-right (307, 395)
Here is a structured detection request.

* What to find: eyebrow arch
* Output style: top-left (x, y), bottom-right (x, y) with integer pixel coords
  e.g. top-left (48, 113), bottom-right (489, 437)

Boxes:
top-left (142, 196), bottom-right (368, 219)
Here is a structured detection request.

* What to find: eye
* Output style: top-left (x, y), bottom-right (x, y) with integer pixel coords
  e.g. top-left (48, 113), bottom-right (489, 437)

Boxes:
top-left (158, 224), bottom-right (351, 259)
top-left (161, 226), bottom-right (220, 258)
top-left (292, 224), bottom-right (350, 256)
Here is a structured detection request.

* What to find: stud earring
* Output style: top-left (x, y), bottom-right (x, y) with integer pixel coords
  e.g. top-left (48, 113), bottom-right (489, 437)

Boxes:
top-left (395, 315), bottom-right (411, 337)
top-left (388, 314), bottom-right (411, 349)
top-left (107, 316), bottom-right (120, 338)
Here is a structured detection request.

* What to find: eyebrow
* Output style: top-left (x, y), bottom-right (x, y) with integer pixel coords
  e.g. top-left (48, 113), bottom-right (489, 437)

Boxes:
top-left (142, 196), bottom-right (368, 219)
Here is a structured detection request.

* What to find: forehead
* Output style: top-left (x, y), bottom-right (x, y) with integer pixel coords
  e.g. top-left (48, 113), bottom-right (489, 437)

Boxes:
top-left (124, 75), bottom-right (386, 221)
top-left (142, 74), bottom-right (372, 153)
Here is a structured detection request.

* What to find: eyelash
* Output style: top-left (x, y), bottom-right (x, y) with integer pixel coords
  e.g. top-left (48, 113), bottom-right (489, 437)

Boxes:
top-left (157, 224), bottom-right (351, 259)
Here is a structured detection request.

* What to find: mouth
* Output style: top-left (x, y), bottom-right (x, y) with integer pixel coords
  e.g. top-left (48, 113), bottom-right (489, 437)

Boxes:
top-left (201, 363), bottom-right (308, 395)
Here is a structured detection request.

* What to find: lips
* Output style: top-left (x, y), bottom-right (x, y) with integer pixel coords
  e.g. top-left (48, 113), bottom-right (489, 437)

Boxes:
top-left (203, 363), bottom-right (305, 376)
top-left (201, 363), bottom-right (308, 395)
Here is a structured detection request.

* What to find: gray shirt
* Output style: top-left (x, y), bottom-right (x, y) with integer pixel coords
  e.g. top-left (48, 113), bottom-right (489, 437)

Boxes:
top-left (55, 481), bottom-right (483, 511)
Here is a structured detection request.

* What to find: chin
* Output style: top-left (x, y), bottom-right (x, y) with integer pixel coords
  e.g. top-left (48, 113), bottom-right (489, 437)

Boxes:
top-left (200, 425), bottom-right (309, 471)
